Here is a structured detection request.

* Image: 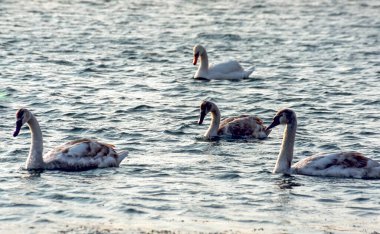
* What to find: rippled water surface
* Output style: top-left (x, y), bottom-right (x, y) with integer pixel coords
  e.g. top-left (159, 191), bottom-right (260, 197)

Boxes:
top-left (1, 0), bottom-right (380, 233)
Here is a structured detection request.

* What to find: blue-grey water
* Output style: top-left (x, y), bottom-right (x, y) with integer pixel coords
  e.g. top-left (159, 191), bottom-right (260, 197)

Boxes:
top-left (1, 0), bottom-right (380, 233)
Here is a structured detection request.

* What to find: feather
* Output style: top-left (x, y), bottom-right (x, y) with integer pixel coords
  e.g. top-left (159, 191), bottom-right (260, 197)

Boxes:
top-left (43, 139), bottom-right (126, 171)
top-left (13, 108), bottom-right (128, 171)
top-left (268, 108), bottom-right (380, 179)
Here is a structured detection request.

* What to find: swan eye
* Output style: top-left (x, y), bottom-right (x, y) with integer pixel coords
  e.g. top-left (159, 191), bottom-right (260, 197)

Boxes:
top-left (274, 115), bottom-right (280, 123)
top-left (195, 52), bottom-right (199, 57)
top-left (279, 114), bottom-right (287, 124)
top-left (206, 102), bottom-right (213, 112)
top-left (201, 106), bottom-right (208, 113)
top-left (16, 110), bottom-right (24, 120)
top-left (283, 110), bottom-right (295, 123)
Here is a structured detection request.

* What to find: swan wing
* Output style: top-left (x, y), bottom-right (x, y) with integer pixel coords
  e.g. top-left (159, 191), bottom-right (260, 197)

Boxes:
top-left (293, 152), bottom-right (380, 178)
top-left (220, 115), bottom-right (252, 126)
top-left (206, 60), bottom-right (254, 80)
top-left (43, 139), bottom-right (127, 171)
top-left (219, 115), bottom-right (269, 138)
top-left (209, 60), bottom-right (244, 73)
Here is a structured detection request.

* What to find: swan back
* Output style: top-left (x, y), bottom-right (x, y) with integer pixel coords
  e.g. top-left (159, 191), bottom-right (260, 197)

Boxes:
top-left (293, 152), bottom-right (380, 178)
top-left (219, 115), bottom-right (270, 139)
top-left (44, 139), bottom-right (128, 171)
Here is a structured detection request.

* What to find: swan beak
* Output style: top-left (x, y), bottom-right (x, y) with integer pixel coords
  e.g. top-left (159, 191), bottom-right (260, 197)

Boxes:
top-left (266, 117), bottom-right (280, 131)
top-left (193, 54), bottom-right (199, 65)
top-left (13, 120), bottom-right (22, 137)
top-left (198, 111), bottom-right (206, 125)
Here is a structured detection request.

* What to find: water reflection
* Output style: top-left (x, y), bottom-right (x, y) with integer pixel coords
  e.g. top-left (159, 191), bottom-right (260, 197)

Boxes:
top-left (20, 168), bottom-right (43, 179)
top-left (275, 175), bottom-right (302, 190)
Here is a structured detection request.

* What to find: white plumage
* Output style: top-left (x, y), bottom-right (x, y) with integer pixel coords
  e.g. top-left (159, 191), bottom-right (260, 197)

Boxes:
top-left (193, 45), bottom-right (255, 80)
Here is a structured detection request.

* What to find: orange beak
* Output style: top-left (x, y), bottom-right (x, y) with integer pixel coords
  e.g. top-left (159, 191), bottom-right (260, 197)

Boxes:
top-left (193, 54), bottom-right (199, 65)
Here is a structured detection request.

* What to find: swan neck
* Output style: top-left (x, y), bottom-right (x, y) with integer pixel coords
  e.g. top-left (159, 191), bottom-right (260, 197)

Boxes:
top-left (200, 50), bottom-right (209, 71)
top-left (25, 115), bottom-right (45, 170)
top-left (274, 120), bottom-right (297, 174)
top-left (205, 106), bottom-right (221, 138)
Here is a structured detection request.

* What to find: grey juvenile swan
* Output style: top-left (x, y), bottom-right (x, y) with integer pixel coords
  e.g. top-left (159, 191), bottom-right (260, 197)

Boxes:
top-left (266, 108), bottom-right (380, 179)
top-left (198, 100), bottom-right (271, 139)
top-left (13, 108), bottom-right (128, 171)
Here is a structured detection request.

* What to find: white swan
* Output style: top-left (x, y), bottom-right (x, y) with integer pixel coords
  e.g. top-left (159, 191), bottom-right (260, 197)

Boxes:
top-left (198, 101), bottom-right (271, 139)
top-left (266, 108), bottom-right (380, 179)
top-left (193, 45), bottom-right (255, 80)
top-left (13, 108), bottom-right (128, 171)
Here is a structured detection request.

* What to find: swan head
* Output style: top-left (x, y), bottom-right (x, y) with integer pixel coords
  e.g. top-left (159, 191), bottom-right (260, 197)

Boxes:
top-left (13, 108), bottom-right (32, 137)
top-left (193, 45), bottom-right (205, 65)
top-left (266, 108), bottom-right (296, 130)
top-left (198, 100), bottom-right (214, 125)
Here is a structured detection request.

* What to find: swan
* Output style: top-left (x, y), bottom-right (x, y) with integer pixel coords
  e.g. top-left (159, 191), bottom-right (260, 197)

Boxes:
top-left (198, 100), bottom-right (271, 139)
top-left (266, 108), bottom-right (380, 179)
top-left (13, 108), bottom-right (128, 171)
top-left (193, 45), bottom-right (255, 80)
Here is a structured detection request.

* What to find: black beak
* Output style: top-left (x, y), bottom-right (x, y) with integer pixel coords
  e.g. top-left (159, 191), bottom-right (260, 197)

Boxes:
top-left (266, 117), bottom-right (280, 131)
top-left (198, 111), bottom-right (206, 125)
top-left (13, 119), bottom-right (22, 137)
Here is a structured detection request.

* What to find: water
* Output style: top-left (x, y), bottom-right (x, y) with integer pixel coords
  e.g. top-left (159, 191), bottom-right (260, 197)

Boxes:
top-left (1, 0), bottom-right (380, 233)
